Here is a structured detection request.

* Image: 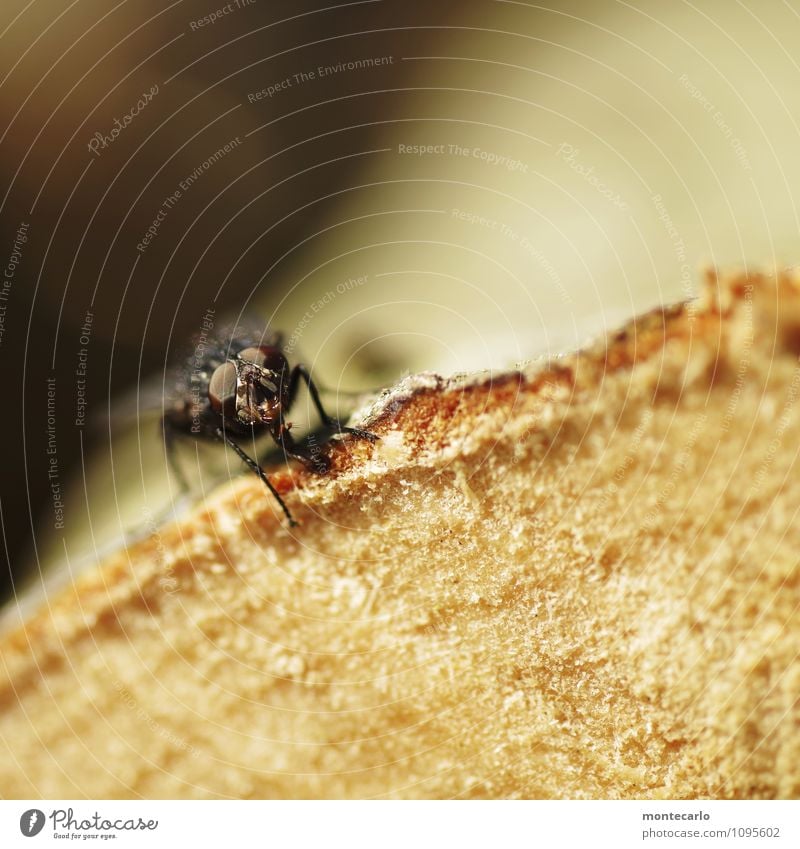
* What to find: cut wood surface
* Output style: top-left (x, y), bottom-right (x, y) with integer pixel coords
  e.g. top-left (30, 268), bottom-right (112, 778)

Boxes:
top-left (1, 270), bottom-right (798, 798)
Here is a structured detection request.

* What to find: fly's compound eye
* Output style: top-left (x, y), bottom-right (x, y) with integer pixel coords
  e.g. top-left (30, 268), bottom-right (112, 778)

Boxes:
top-left (238, 345), bottom-right (287, 376)
top-left (208, 361), bottom-right (238, 417)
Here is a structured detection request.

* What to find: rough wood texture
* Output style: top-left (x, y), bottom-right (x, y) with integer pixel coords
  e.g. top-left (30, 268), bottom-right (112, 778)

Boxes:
top-left (1, 269), bottom-right (798, 799)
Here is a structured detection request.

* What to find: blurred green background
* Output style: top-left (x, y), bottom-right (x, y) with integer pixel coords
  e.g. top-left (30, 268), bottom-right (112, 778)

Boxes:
top-left (1, 0), bottom-right (798, 601)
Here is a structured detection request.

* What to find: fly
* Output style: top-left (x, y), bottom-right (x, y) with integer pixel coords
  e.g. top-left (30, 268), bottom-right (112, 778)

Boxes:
top-left (162, 323), bottom-right (378, 526)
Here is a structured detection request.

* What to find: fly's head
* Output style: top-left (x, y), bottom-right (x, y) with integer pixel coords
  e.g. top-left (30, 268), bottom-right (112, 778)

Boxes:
top-left (208, 345), bottom-right (290, 430)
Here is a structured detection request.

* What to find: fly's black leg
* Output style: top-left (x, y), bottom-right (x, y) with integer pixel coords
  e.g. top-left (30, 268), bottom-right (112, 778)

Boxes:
top-left (272, 423), bottom-right (331, 474)
top-left (162, 416), bottom-right (190, 493)
top-left (287, 365), bottom-right (379, 442)
top-left (215, 427), bottom-right (296, 527)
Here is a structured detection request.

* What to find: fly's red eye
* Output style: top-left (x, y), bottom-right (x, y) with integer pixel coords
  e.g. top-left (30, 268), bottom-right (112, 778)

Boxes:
top-left (238, 345), bottom-right (287, 375)
top-left (208, 361), bottom-right (238, 416)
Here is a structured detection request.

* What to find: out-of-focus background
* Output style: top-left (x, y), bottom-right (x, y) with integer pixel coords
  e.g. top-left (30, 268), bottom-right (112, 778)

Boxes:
top-left (1, 0), bottom-right (798, 600)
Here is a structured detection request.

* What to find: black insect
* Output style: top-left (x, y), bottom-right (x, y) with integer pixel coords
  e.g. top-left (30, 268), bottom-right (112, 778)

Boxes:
top-left (162, 323), bottom-right (378, 526)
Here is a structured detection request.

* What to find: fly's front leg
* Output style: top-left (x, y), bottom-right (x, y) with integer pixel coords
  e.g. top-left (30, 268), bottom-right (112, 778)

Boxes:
top-left (215, 427), bottom-right (296, 526)
top-left (287, 365), bottom-right (379, 443)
